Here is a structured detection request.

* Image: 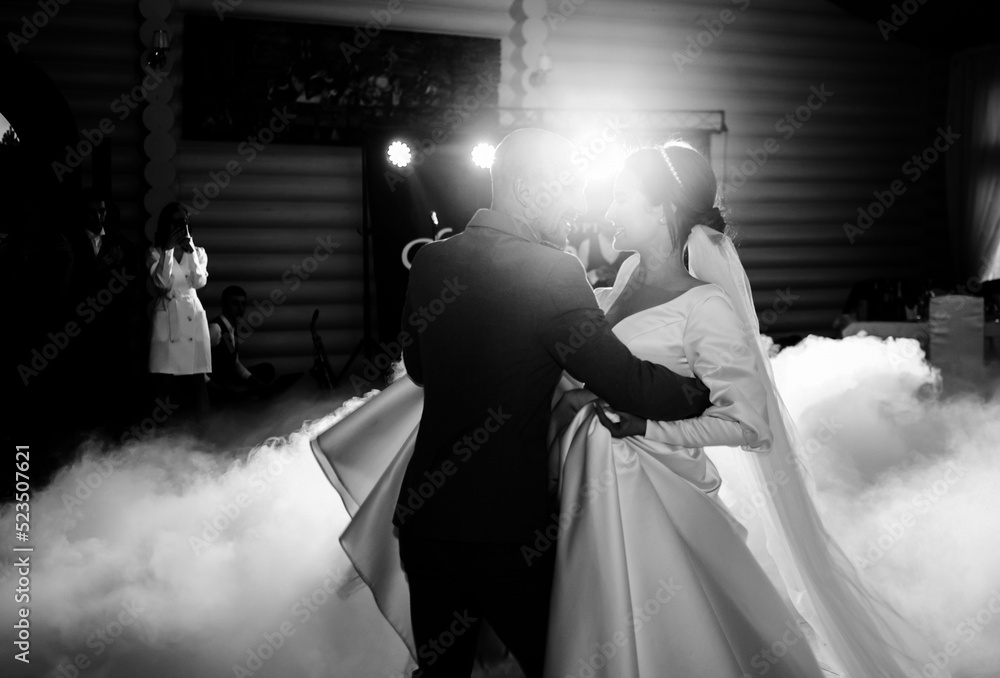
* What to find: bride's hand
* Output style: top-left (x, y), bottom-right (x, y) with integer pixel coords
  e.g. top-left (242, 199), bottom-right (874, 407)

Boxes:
top-left (593, 401), bottom-right (646, 438)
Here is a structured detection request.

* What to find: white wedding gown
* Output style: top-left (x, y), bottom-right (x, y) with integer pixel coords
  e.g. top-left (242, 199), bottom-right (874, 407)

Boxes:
top-left (543, 253), bottom-right (825, 677)
top-left (312, 235), bottom-right (945, 678)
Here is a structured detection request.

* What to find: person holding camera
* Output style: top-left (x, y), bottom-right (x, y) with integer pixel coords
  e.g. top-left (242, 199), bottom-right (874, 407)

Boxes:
top-left (146, 201), bottom-right (211, 424)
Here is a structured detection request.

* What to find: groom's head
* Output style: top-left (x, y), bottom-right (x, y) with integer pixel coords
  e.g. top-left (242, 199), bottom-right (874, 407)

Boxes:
top-left (490, 128), bottom-right (587, 248)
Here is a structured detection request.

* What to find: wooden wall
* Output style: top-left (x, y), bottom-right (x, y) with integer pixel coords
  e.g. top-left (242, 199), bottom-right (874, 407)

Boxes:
top-left (171, 141), bottom-right (365, 375)
top-left (169, 0), bottom-right (940, 347)
top-left (539, 0), bottom-right (937, 336)
top-left (5, 0), bottom-right (941, 374)
top-left (169, 0), bottom-right (514, 375)
top-left (1, 0), bottom-right (150, 383)
top-left (1, 0), bottom-right (144, 234)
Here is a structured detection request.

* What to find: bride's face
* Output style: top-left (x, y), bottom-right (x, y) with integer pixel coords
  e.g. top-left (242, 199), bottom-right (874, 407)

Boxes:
top-left (605, 168), bottom-right (668, 253)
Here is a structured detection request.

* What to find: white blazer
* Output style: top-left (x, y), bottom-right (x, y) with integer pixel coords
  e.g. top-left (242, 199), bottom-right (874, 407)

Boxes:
top-left (147, 245), bottom-right (212, 375)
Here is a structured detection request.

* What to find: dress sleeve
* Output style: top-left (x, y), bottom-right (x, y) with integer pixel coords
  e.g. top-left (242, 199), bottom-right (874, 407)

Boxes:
top-left (642, 292), bottom-right (772, 451)
top-left (189, 246), bottom-right (209, 289)
top-left (539, 253), bottom-right (710, 422)
top-left (147, 247), bottom-right (173, 291)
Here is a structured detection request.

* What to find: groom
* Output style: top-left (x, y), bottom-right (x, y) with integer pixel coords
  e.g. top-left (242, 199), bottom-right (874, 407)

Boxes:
top-left (395, 128), bottom-right (711, 677)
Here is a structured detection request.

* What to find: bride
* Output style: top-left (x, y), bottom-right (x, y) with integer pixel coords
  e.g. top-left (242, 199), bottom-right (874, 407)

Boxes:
top-left (312, 142), bottom-right (946, 678)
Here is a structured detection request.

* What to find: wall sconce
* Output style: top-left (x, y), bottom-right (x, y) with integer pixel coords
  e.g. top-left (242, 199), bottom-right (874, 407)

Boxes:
top-left (148, 29), bottom-right (169, 72)
top-left (529, 53), bottom-right (552, 88)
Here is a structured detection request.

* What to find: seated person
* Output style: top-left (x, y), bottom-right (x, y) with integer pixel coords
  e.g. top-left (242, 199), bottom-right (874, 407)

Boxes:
top-left (208, 286), bottom-right (274, 401)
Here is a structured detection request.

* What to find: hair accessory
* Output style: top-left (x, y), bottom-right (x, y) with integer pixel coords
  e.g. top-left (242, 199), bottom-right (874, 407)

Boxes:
top-left (661, 149), bottom-right (684, 190)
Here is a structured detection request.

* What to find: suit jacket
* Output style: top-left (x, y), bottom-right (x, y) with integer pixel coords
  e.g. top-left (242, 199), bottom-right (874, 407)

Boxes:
top-left (394, 209), bottom-right (710, 543)
top-left (65, 229), bottom-right (137, 381)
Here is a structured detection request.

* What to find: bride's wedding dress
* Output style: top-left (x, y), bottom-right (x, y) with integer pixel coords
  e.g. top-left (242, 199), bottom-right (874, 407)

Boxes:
top-left (311, 225), bottom-right (946, 678)
top-left (543, 253), bottom-right (824, 677)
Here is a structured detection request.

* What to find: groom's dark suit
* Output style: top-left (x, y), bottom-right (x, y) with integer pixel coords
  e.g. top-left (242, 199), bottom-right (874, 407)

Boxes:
top-left (396, 208), bottom-right (708, 541)
top-left (395, 209), bottom-right (710, 677)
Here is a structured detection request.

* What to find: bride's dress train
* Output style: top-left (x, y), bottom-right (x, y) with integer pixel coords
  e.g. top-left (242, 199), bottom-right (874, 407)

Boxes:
top-left (311, 374), bottom-right (423, 658)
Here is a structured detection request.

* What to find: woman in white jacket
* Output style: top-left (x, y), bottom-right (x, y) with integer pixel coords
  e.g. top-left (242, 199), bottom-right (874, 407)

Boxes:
top-left (147, 202), bottom-right (211, 422)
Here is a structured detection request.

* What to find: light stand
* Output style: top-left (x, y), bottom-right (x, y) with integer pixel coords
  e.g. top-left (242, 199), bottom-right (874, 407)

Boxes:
top-left (335, 134), bottom-right (381, 386)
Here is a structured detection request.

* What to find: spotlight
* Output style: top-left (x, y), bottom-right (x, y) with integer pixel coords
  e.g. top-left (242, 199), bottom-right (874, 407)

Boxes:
top-left (471, 143), bottom-right (495, 169)
top-left (584, 143), bottom-right (626, 181)
top-left (387, 141), bottom-right (411, 168)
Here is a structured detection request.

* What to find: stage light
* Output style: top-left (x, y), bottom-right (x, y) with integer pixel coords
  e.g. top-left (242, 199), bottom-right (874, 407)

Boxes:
top-left (583, 143), bottom-right (627, 181)
top-left (471, 143), bottom-right (495, 169)
top-left (387, 141), bottom-right (411, 168)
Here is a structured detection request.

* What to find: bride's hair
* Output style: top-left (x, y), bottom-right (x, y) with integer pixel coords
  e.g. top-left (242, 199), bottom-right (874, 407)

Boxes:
top-left (623, 142), bottom-right (730, 241)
